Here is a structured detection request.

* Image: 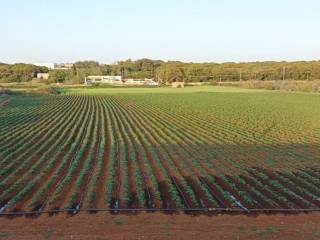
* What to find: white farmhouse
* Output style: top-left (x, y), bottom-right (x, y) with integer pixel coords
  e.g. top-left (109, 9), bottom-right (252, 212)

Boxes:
top-left (37, 73), bottom-right (49, 80)
top-left (84, 76), bottom-right (122, 85)
top-left (124, 78), bottom-right (158, 86)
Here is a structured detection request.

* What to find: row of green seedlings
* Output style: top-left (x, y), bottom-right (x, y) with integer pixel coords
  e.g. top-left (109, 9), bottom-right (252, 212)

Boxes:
top-left (198, 137), bottom-right (309, 209)
top-left (107, 97), bottom-right (169, 208)
top-left (297, 168), bottom-right (320, 191)
top-left (211, 144), bottom-right (316, 209)
top-left (212, 154), bottom-right (269, 209)
top-left (214, 152), bottom-right (282, 208)
top-left (28, 97), bottom-right (91, 211)
top-left (0, 96), bottom-right (73, 148)
top-left (110, 102), bottom-right (133, 207)
top-left (0, 96), bottom-right (69, 146)
top-left (104, 97), bottom-right (162, 208)
top-left (253, 167), bottom-right (318, 208)
top-left (66, 97), bottom-right (101, 211)
top-left (115, 100), bottom-right (164, 207)
top-left (106, 97), bottom-right (154, 207)
top-left (47, 97), bottom-right (96, 209)
top-left (254, 135), bottom-right (319, 186)
top-left (1, 97), bottom-right (76, 167)
top-left (120, 97), bottom-right (238, 208)
top-left (132, 94), bottom-right (320, 207)
top-left (239, 135), bottom-right (318, 172)
top-left (285, 169), bottom-right (320, 198)
top-left (0, 97), bottom-right (79, 184)
top-left (272, 170), bottom-right (320, 207)
top-left (137, 96), bottom-right (279, 152)
top-left (115, 95), bottom-right (182, 207)
top-left (85, 97), bottom-right (107, 208)
top-left (123, 134), bottom-right (148, 207)
top-left (109, 97), bottom-right (188, 208)
top-left (0, 99), bottom-right (65, 162)
top-left (0, 96), bottom-right (75, 166)
top-left (0, 96), bottom-right (86, 208)
top-left (132, 101), bottom-right (227, 208)
top-left (0, 96), bottom-right (82, 193)
top-left (249, 151), bottom-right (320, 207)
top-left (0, 96), bottom-right (10, 108)
top-left (104, 98), bottom-right (118, 207)
top-left (0, 96), bottom-right (88, 212)
top-left (114, 96), bottom-right (224, 207)
top-left (143, 126), bottom-right (198, 208)
top-left (0, 101), bottom-right (8, 110)
top-left (198, 142), bottom-right (281, 209)
top-left (248, 142), bottom-right (320, 199)
top-left (141, 98), bottom-right (318, 209)
top-left (107, 95), bottom-right (272, 210)
top-left (114, 97), bottom-right (200, 208)
top-left (167, 98), bottom-right (320, 178)
top-left (216, 142), bottom-right (320, 208)
top-left (147, 98), bottom-right (257, 208)
top-left (0, 113), bottom-right (83, 206)
top-left (0, 96), bottom-right (49, 132)
top-left (0, 96), bottom-right (73, 153)
top-left (145, 100), bottom-right (239, 208)
top-left (251, 170), bottom-right (309, 208)
top-left (204, 124), bottom-right (320, 208)
top-left (105, 98), bottom-right (129, 209)
top-left (0, 95), bottom-right (60, 130)
top-left (229, 151), bottom-right (308, 208)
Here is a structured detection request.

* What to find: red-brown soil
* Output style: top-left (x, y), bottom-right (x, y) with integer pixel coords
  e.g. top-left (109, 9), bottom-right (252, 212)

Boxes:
top-left (0, 212), bottom-right (319, 240)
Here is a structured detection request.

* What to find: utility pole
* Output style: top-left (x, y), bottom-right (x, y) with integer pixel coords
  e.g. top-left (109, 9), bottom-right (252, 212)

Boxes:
top-left (240, 71), bottom-right (242, 82)
top-left (282, 66), bottom-right (286, 81)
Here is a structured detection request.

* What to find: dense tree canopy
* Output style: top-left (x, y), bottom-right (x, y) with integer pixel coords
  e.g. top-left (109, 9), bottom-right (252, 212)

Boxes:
top-left (1, 59), bottom-right (320, 83)
top-left (0, 63), bottom-right (48, 82)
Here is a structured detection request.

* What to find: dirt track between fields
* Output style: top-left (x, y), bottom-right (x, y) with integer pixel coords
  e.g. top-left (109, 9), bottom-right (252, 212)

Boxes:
top-left (0, 212), bottom-right (319, 239)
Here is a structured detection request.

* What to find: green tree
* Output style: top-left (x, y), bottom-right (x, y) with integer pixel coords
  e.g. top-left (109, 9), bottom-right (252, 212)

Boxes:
top-left (48, 70), bottom-right (68, 83)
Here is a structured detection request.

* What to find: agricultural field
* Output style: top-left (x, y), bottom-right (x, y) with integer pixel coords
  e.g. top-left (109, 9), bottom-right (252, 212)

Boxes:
top-left (0, 86), bottom-right (320, 215)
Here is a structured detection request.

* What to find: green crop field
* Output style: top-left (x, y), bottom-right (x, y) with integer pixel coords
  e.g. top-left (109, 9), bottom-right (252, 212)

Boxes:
top-left (0, 86), bottom-right (320, 214)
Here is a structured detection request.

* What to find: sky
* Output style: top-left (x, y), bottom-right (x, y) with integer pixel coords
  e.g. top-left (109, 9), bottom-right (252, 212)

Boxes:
top-left (1, 0), bottom-right (320, 64)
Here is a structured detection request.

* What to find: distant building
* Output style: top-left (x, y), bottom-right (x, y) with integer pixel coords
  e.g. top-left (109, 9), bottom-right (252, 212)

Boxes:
top-left (33, 63), bottom-right (73, 70)
top-left (124, 78), bottom-right (158, 86)
top-left (84, 75), bottom-right (123, 85)
top-left (54, 63), bottom-right (74, 70)
top-left (144, 78), bottom-right (158, 86)
top-left (124, 79), bottom-right (145, 85)
top-left (37, 73), bottom-right (49, 80)
top-left (172, 82), bottom-right (184, 88)
top-left (85, 76), bottom-right (159, 86)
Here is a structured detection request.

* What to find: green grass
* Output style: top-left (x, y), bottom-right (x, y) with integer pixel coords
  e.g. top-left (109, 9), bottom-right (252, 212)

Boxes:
top-left (61, 85), bottom-right (267, 95)
top-left (115, 218), bottom-right (125, 226)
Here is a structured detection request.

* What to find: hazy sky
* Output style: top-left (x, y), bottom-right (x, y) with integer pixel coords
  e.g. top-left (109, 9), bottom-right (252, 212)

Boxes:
top-left (1, 0), bottom-right (320, 64)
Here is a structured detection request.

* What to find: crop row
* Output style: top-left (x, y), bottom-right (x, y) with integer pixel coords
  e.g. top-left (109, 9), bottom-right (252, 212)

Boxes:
top-left (0, 94), bottom-right (319, 213)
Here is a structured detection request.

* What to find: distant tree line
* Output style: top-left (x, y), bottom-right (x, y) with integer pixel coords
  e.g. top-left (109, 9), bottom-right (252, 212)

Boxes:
top-left (1, 59), bottom-right (320, 84)
top-left (0, 63), bottom-right (48, 82)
